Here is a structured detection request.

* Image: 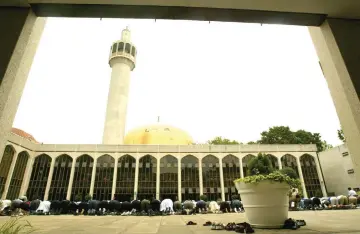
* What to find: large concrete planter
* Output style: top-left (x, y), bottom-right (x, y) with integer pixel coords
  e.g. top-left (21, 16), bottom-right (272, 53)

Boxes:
top-left (235, 180), bottom-right (290, 229)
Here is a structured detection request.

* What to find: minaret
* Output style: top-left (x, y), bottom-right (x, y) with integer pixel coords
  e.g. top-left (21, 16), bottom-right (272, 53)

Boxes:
top-left (102, 26), bottom-right (137, 144)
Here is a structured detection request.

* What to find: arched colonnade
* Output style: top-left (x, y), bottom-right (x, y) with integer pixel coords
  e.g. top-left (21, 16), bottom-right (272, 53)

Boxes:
top-left (0, 144), bottom-right (327, 201)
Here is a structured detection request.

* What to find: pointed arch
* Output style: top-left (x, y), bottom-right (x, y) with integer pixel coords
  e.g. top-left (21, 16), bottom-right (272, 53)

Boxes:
top-left (266, 154), bottom-right (279, 170)
top-left (0, 145), bottom-right (16, 198)
top-left (26, 154), bottom-right (52, 200)
top-left (71, 154), bottom-right (94, 201)
top-left (281, 154), bottom-right (299, 177)
top-left (7, 151), bottom-right (29, 200)
top-left (181, 155), bottom-right (199, 201)
top-left (242, 154), bottom-right (255, 177)
top-left (202, 155), bottom-right (221, 201)
top-left (116, 154), bottom-right (136, 201)
top-left (138, 155), bottom-right (157, 200)
top-left (160, 155), bottom-right (178, 200)
top-left (93, 154), bottom-right (114, 201)
top-left (300, 154), bottom-right (322, 197)
top-left (222, 154), bottom-right (240, 200)
top-left (49, 154), bottom-right (73, 201)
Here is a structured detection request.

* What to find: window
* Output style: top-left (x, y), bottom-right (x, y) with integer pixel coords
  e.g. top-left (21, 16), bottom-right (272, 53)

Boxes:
top-left (348, 169), bottom-right (354, 174)
top-left (118, 42), bottom-right (124, 52)
top-left (131, 46), bottom-right (136, 57)
top-left (342, 152), bottom-right (349, 157)
top-left (125, 43), bottom-right (131, 54)
top-left (112, 43), bottom-right (117, 53)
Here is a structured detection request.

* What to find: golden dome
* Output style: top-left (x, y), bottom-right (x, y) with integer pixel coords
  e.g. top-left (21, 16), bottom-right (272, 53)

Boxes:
top-left (124, 124), bottom-right (193, 145)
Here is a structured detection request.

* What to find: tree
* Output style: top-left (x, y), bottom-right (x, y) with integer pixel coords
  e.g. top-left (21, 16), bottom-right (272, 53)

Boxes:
top-left (337, 129), bottom-right (346, 143)
top-left (247, 141), bottom-right (258, 144)
top-left (257, 126), bottom-right (329, 152)
top-left (207, 136), bottom-right (240, 145)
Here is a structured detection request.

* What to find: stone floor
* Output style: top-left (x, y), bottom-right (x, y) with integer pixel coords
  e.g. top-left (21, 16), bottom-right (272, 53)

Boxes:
top-left (0, 210), bottom-right (359, 234)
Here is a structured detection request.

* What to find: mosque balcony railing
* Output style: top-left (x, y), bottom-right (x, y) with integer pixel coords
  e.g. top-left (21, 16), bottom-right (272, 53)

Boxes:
top-left (15, 142), bottom-right (317, 154)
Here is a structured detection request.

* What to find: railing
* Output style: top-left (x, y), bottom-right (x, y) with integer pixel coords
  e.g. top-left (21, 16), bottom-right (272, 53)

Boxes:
top-left (7, 133), bottom-right (317, 153)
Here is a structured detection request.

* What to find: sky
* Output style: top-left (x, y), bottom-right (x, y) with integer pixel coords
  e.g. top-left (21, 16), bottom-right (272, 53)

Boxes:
top-left (13, 18), bottom-right (342, 146)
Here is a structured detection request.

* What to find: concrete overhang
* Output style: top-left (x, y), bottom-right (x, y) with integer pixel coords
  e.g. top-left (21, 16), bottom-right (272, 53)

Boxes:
top-left (2, 0), bottom-right (360, 26)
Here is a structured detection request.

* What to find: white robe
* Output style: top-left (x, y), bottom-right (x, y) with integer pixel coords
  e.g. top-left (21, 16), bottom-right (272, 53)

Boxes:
top-left (36, 201), bottom-right (51, 213)
top-left (209, 201), bottom-right (220, 212)
top-left (160, 199), bottom-right (174, 212)
top-left (0, 200), bottom-right (11, 211)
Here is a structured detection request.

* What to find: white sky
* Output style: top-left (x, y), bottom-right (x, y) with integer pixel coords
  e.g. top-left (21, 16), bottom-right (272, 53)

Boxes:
top-left (13, 18), bottom-right (342, 146)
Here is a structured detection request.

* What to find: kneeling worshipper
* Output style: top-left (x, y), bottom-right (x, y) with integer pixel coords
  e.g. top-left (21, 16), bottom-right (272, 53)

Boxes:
top-left (337, 195), bottom-right (349, 206)
top-left (0, 200), bottom-right (12, 216)
top-left (160, 199), bottom-right (174, 214)
top-left (209, 201), bottom-right (220, 213)
top-left (36, 200), bottom-right (51, 215)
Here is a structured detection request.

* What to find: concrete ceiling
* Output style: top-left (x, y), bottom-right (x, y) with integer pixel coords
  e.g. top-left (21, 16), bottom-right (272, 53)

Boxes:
top-left (2, 0), bottom-right (360, 25)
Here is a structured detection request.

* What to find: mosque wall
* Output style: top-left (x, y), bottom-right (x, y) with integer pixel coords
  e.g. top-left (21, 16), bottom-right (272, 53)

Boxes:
top-left (318, 144), bottom-right (359, 196)
top-left (0, 133), bottom-right (326, 202)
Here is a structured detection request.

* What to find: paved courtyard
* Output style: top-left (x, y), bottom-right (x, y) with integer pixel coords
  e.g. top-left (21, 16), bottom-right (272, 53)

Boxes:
top-left (0, 210), bottom-right (359, 234)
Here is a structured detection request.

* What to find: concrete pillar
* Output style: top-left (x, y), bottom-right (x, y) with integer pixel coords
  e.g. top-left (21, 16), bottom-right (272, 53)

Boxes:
top-left (20, 156), bottom-right (34, 196)
top-left (156, 157), bottom-right (160, 200)
top-left (1, 152), bottom-right (19, 199)
top-left (44, 158), bottom-right (56, 200)
top-left (239, 157), bottom-right (244, 178)
top-left (199, 158), bottom-right (203, 195)
top-left (66, 160), bottom-right (76, 200)
top-left (133, 157), bottom-right (139, 200)
top-left (0, 9), bottom-right (46, 161)
top-left (296, 157), bottom-right (308, 198)
top-left (178, 158), bottom-right (181, 201)
top-left (219, 159), bottom-right (225, 201)
top-left (309, 19), bottom-right (360, 184)
top-left (111, 158), bottom-right (118, 199)
top-left (277, 157), bottom-right (283, 170)
top-left (313, 153), bottom-right (327, 197)
top-left (89, 157), bottom-right (97, 197)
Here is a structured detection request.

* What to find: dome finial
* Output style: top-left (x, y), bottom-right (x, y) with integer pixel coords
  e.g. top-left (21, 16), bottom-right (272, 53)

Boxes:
top-left (121, 26), bottom-right (131, 42)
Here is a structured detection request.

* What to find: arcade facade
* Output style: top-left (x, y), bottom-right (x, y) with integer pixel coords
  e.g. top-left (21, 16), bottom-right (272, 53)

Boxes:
top-left (0, 132), bottom-right (326, 202)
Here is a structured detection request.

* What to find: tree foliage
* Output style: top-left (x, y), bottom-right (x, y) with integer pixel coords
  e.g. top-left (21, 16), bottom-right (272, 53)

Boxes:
top-left (207, 136), bottom-right (240, 145)
top-left (257, 126), bottom-right (331, 152)
top-left (247, 153), bottom-right (274, 176)
top-left (337, 129), bottom-right (346, 143)
top-left (279, 167), bottom-right (298, 179)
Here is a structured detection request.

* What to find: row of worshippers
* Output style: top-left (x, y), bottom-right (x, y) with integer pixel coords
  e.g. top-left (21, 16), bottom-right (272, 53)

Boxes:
top-left (289, 187), bottom-right (359, 210)
top-left (0, 196), bottom-right (244, 216)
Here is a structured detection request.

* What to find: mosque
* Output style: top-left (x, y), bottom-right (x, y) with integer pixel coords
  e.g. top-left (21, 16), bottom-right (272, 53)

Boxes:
top-left (0, 27), bottom-right (326, 203)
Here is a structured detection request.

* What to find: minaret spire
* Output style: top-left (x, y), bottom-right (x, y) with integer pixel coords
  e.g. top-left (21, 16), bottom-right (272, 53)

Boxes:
top-left (103, 26), bottom-right (137, 144)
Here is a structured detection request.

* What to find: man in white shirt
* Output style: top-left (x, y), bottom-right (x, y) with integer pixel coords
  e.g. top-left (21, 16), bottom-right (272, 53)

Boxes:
top-left (348, 187), bottom-right (357, 197)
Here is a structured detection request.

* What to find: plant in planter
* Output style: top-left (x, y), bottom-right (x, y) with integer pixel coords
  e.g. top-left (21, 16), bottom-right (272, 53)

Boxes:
top-left (234, 153), bottom-right (301, 229)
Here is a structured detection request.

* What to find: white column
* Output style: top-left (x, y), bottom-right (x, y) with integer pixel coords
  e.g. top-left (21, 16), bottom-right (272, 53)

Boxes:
top-left (111, 158), bottom-right (118, 199)
top-left (199, 158), bottom-right (203, 195)
top-left (239, 157), bottom-right (244, 178)
top-left (309, 20), bottom-right (360, 184)
top-left (0, 9), bottom-right (46, 161)
top-left (66, 160), bottom-right (76, 200)
top-left (313, 153), bottom-right (327, 197)
top-left (156, 158), bottom-right (160, 200)
top-left (89, 157), bottom-right (97, 197)
top-left (178, 158), bottom-right (181, 201)
top-left (219, 159), bottom-right (225, 201)
top-left (2, 152), bottom-right (19, 199)
top-left (296, 157), bottom-right (308, 198)
top-left (20, 156), bottom-right (34, 196)
top-left (277, 157), bottom-right (283, 170)
top-left (43, 158), bottom-right (56, 201)
top-left (133, 157), bottom-right (139, 200)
